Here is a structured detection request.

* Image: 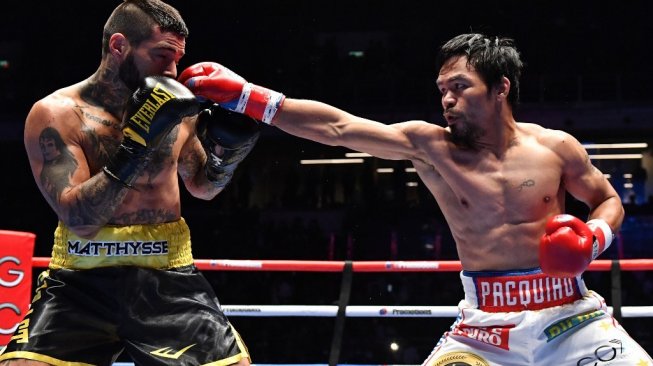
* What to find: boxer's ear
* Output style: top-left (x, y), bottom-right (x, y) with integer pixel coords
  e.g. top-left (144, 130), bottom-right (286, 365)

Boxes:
top-left (496, 76), bottom-right (510, 101)
top-left (109, 33), bottom-right (128, 59)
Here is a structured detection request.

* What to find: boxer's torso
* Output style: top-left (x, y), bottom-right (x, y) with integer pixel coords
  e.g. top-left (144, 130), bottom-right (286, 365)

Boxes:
top-left (411, 122), bottom-right (566, 271)
top-left (36, 82), bottom-right (195, 225)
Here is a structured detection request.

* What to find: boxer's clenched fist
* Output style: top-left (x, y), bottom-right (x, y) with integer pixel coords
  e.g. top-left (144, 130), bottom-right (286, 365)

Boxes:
top-left (179, 62), bottom-right (284, 124)
top-left (539, 214), bottom-right (613, 277)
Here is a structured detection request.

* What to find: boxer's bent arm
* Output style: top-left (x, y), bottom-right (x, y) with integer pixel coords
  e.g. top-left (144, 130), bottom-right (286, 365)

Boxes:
top-left (177, 117), bottom-right (225, 200)
top-left (24, 101), bottom-right (130, 238)
top-left (273, 98), bottom-right (422, 161)
top-left (550, 129), bottom-right (624, 231)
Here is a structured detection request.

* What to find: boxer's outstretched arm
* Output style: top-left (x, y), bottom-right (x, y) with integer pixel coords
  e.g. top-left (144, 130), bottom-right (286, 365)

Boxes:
top-left (273, 98), bottom-right (420, 161)
top-left (178, 62), bottom-right (427, 161)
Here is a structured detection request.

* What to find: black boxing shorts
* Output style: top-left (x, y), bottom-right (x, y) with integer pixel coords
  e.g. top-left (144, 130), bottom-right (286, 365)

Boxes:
top-left (0, 265), bottom-right (250, 365)
top-left (0, 219), bottom-right (249, 365)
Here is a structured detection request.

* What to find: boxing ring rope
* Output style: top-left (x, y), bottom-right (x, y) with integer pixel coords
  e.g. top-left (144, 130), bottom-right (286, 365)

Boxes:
top-left (29, 257), bottom-right (653, 366)
top-left (29, 258), bottom-right (653, 320)
top-left (31, 257), bottom-right (653, 271)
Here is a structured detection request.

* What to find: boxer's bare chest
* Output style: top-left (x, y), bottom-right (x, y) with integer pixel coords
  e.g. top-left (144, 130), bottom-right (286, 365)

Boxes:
top-left (430, 140), bottom-right (559, 213)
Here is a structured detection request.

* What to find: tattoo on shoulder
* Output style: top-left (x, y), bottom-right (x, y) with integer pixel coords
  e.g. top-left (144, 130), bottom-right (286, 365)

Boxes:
top-left (81, 126), bottom-right (119, 168)
top-left (38, 127), bottom-right (78, 202)
top-left (516, 179), bottom-right (535, 191)
top-left (74, 104), bottom-right (120, 130)
top-left (71, 104), bottom-right (121, 170)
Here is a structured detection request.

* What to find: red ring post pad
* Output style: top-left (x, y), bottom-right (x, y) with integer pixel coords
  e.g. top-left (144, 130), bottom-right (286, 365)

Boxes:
top-left (0, 230), bottom-right (36, 347)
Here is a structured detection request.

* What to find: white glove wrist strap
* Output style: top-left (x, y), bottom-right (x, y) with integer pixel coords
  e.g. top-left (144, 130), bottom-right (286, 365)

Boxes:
top-left (586, 218), bottom-right (614, 258)
top-left (235, 83), bottom-right (253, 114)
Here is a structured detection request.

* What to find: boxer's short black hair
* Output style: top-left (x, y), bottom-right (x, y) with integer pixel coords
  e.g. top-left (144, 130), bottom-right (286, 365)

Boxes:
top-left (436, 33), bottom-right (523, 107)
top-left (102, 0), bottom-right (189, 55)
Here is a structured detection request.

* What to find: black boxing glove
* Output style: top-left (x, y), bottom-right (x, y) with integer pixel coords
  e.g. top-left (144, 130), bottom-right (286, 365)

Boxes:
top-left (104, 76), bottom-right (199, 187)
top-left (197, 104), bottom-right (261, 188)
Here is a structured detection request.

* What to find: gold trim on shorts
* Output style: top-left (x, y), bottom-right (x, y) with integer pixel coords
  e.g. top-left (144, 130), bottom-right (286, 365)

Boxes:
top-left (49, 218), bottom-right (193, 270)
top-left (201, 324), bottom-right (251, 366)
top-left (0, 351), bottom-right (94, 366)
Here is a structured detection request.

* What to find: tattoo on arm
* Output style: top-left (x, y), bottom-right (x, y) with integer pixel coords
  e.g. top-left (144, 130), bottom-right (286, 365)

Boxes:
top-left (178, 136), bottom-right (223, 196)
top-left (37, 126), bottom-right (128, 227)
top-left (38, 127), bottom-right (78, 203)
top-left (67, 175), bottom-right (129, 227)
top-left (178, 142), bottom-right (204, 182)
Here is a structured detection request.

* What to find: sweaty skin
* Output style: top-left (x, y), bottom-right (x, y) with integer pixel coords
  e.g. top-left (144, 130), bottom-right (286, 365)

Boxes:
top-left (23, 27), bottom-right (218, 240)
top-left (271, 56), bottom-right (623, 271)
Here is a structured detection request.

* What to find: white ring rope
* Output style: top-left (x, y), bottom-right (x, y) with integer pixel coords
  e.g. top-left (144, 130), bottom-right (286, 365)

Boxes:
top-left (222, 305), bottom-right (653, 318)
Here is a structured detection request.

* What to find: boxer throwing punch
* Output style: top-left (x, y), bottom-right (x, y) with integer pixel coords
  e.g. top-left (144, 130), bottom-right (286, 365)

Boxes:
top-left (179, 33), bottom-right (652, 364)
top-left (0, 1), bottom-right (258, 365)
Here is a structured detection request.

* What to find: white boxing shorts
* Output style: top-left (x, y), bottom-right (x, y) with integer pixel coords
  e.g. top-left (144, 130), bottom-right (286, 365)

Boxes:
top-left (422, 268), bottom-right (652, 366)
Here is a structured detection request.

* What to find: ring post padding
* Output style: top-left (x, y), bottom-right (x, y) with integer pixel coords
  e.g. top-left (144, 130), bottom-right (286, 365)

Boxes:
top-left (0, 230), bottom-right (36, 346)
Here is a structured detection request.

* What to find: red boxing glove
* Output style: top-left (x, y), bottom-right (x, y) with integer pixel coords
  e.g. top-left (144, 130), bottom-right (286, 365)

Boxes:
top-left (178, 62), bottom-right (285, 124)
top-left (539, 214), bottom-right (613, 277)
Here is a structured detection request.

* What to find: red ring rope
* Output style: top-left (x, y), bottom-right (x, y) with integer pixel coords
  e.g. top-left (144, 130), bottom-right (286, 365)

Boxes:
top-left (30, 257), bottom-right (653, 272)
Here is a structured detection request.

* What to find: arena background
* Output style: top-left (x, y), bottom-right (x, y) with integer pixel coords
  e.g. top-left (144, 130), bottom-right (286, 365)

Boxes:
top-left (1, 0), bottom-right (653, 363)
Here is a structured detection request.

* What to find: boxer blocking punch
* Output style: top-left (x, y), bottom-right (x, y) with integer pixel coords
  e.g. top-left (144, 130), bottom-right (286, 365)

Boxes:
top-left (195, 105), bottom-right (261, 188)
top-left (104, 75), bottom-right (199, 188)
top-left (1, 1), bottom-right (253, 365)
top-left (178, 32), bottom-right (651, 364)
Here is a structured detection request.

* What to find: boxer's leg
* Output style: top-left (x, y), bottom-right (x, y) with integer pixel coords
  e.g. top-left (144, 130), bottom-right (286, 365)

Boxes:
top-left (0, 268), bottom-right (124, 365)
top-left (121, 266), bottom-right (251, 366)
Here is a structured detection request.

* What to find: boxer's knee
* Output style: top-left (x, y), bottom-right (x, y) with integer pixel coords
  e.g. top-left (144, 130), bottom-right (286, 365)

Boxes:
top-left (230, 356), bottom-right (251, 366)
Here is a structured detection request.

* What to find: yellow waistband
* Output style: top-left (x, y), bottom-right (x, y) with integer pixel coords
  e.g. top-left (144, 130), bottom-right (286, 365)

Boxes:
top-left (50, 218), bottom-right (193, 270)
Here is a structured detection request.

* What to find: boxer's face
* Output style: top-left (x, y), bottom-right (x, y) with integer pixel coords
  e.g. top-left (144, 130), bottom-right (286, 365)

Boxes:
top-left (437, 56), bottom-right (497, 147)
top-left (119, 26), bottom-right (186, 90)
